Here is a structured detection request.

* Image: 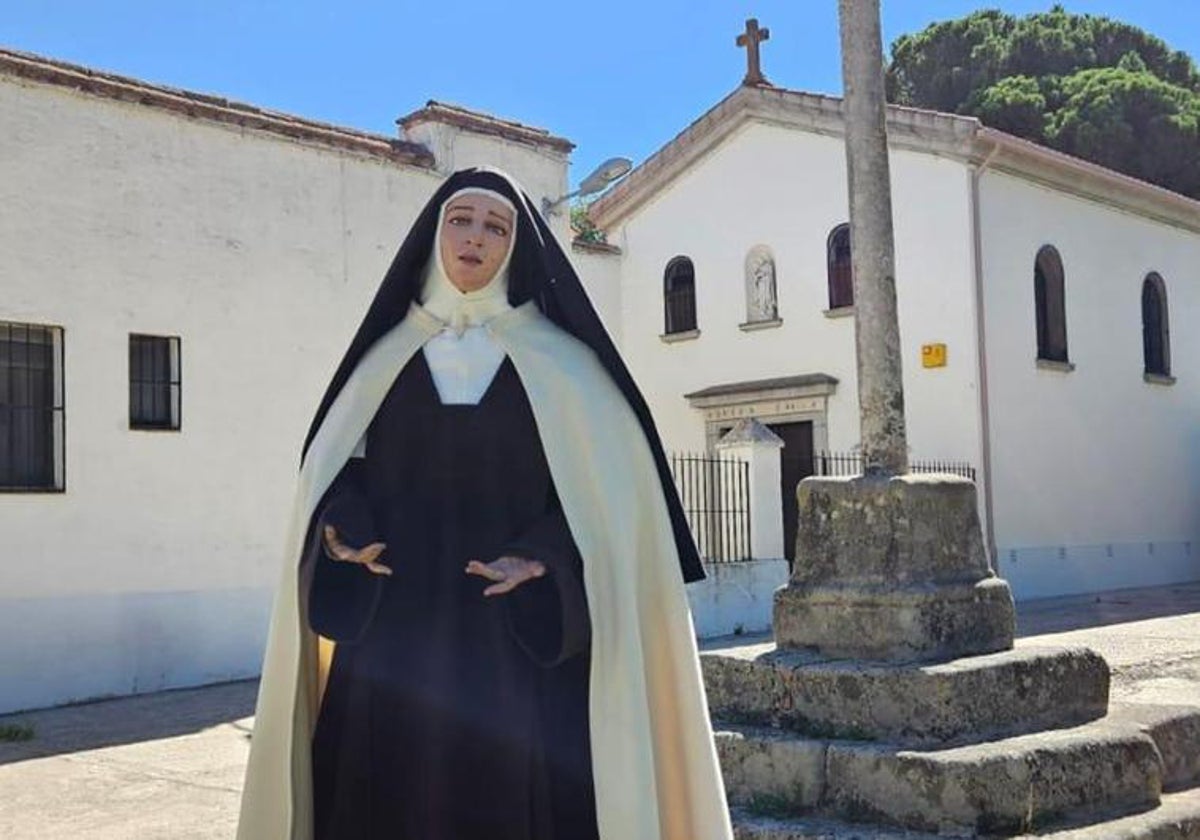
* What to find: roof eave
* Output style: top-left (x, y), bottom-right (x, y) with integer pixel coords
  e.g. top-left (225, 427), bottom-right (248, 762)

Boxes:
top-left (977, 127), bottom-right (1200, 235)
top-left (590, 83), bottom-right (1200, 235)
top-left (589, 84), bottom-right (979, 231)
top-left (0, 47), bottom-right (437, 167)
top-left (398, 100), bottom-right (574, 155)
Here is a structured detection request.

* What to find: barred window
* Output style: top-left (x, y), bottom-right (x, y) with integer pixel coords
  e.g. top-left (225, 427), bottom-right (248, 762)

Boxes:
top-left (129, 334), bottom-right (181, 431)
top-left (0, 321), bottom-right (65, 491)
top-left (664, 257), bottom-right (697, 334)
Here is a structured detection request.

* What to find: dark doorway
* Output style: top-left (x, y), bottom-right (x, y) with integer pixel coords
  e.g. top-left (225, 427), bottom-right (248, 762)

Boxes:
top-left (768, 421), bottom-right (814, 565)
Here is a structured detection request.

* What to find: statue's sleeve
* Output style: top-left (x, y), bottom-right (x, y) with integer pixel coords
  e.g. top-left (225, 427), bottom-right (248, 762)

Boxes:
top-left (306, 456), bottom-right (385, 643)
top-left (501, 485), bottom-right (591, 667)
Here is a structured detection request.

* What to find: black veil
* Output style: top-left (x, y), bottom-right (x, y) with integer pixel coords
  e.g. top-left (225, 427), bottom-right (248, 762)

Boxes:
top-left (301, 167), bottom-right (704, 583)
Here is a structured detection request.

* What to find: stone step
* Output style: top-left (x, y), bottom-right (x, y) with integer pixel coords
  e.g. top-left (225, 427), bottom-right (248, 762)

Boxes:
top-left (731, 809), bottom-right (941, 839)
top-left (1109, 703), bottom-right (1200, 791)
top-left (717, 718), bottom-right (1164, 835)
top-left (731, 787), bottom-right (1200, 838)
top-left (702, 642), bottom-right (1109, 746)
top-left (1038, 786), bottom-right (1200, 838)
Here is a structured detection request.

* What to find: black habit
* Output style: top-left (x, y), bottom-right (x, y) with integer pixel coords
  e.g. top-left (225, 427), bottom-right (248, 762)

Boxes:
top-left (307, 351), bottom-right (598, 840)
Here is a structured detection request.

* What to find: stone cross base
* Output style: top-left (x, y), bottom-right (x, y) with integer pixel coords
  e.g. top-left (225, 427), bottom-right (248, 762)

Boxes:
top-left (775, 577), bottom-right (1018, 662)
top-left (705, 475), bottom-right (1200, 835)
top-left (774, 473), bottom-right (1015, 663)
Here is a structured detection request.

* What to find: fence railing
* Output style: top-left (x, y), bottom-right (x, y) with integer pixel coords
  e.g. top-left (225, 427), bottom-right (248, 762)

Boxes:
top-left (669, 448), bottom-right (977, 563)
top-left (814, 451), bottom-right (976, 482)
top-left (669, 453), bottom-right (751, 563)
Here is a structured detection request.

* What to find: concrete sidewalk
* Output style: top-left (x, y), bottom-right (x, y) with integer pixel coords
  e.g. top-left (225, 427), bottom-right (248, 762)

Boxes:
top-left (1, 582), bottom-right (1198, 839)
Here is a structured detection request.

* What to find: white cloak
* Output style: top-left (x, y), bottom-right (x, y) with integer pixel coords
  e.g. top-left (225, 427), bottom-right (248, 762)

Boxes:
top-left (236, 300), bottom-right (733, 840)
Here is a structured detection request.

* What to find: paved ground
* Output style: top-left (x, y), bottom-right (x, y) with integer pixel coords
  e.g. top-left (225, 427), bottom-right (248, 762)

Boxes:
top-left (1, 582), bottom-right (1198, 839)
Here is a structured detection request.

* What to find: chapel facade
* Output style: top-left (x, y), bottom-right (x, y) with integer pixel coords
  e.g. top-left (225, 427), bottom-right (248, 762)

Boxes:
top-left (586, 81), bottom-right (1200, 602)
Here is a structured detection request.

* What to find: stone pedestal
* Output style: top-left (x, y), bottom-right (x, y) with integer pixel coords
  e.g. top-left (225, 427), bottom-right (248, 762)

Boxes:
top-left (773, 473), bottom-right (1015, 662)
top-left (704, 471), bottom-right (1200, 836)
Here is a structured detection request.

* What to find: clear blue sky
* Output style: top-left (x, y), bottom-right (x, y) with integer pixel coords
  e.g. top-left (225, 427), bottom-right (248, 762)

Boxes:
top-left (7, 2), bottom-right (1199, 189)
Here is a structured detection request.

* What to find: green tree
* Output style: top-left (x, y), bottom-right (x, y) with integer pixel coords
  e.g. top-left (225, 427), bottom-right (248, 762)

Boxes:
top-left (885, 6), bottom-right (1200, 198)
top-left (1050, 66), bottom-right (1200, 196)
top-left (970, 75), bottom-right (1048, 139)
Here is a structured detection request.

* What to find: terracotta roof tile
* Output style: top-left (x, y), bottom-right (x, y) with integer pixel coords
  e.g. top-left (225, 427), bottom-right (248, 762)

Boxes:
top-left (570, 239), bottom-right (621, 255)
top-left (398, 100), bottom-right (573, 154)
top-left (589, 82), bottom-right (1200, 233)
top-left (0, 46), bottom-right (434, 166)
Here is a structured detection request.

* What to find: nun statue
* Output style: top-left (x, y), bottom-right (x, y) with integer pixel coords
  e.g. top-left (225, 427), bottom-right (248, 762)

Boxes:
top-left (236, 167), bottom-right (733, 840)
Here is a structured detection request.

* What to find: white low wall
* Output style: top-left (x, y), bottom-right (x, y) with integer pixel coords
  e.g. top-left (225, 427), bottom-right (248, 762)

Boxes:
top-left (686, 558), bottom-right (789, 639)
top-left (0, 587), bottom-right (270, 714)
top-left (1001, 540), bottom-right (1198, 601)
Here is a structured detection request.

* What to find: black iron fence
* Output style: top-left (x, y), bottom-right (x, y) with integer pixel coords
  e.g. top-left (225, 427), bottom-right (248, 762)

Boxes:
top-left (669, 453), bottom-right (751, 563)
top-left (669, 449), bottom-right (977, 563)
top-left (814, 451), bottom-right (976, 482)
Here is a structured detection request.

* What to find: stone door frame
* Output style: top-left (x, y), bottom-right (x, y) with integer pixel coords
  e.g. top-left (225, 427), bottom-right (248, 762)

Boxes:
top-left (684, 375), bottom-right (838, 453)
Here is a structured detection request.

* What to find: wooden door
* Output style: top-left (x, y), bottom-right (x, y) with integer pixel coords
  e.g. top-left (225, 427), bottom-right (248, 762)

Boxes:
top-left (768, 421), bottom-right (814, 564)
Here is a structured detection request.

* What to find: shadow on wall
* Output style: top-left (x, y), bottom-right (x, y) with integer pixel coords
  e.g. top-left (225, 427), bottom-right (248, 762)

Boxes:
top-left (0, 679), bottom-right (257, 766)
top-left (1015, 582), bottom-right (1200, 637)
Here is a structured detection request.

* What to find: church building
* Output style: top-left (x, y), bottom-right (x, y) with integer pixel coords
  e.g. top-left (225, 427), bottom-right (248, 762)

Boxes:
top-left (1, 33), bottom-right (1197, 713)
top-left (585, 25), bottom-right (1200, 603)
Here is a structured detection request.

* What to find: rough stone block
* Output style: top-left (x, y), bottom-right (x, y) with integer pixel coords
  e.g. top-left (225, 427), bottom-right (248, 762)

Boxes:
top-left (1036, 786), bottom-right (1200, 838)
top-left (732, 788), bottom-right (1200, 839)
top-left (824, 722), bottom-right (1163, 834)
top-left (1110, 703), bottom-right (1200, 791)
top-left (716, 726), bottom-right (826, 811)
top-left (774, 578), bottom-right (1014, 662)
top-left (732, 810), bottom-right (944, 839)
top-left (790, 474), bottom-right (993, 588)
top-left (776, 475), bottom-right (1015, 662)
top-left (702, 643), bottom-right (1109, 745)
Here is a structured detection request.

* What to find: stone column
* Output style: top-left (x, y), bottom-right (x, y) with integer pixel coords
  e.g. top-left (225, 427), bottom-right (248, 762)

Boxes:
top-left (768, 0), bottom-right (1016, 662)
top-left (839, 0), bottom-right (908, 476)
top-left (716, 418), bottom-right (784, 560)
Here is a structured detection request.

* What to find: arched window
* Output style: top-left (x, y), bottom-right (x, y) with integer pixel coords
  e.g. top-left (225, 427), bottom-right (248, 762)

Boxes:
top-left (1034, 245), bottom-right (1068, 362)
top-left (827, 224), bottom-right (853, 309)
top-left (1142, 273), bottom-right (1170, 376)
top-left (664, 256), bottom-right (697, 334)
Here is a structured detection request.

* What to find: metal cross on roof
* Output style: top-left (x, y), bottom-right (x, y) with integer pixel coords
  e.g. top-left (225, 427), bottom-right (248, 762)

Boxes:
top-left (736, 18), bottom-right (771, 86)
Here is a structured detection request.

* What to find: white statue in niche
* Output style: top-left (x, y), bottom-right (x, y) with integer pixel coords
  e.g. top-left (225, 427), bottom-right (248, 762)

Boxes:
top-left (745, 247), bottom-right (778, 322)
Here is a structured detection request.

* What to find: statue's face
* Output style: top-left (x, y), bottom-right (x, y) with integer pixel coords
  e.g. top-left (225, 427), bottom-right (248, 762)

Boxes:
top-left (439, 194), bottom-right (515, 292)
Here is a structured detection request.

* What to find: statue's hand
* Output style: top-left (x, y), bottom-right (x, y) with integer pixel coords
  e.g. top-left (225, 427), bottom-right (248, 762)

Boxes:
top-left (464, 555), bottom-right (546, 597)
top-left (323, 525), bottom-right (391, 576)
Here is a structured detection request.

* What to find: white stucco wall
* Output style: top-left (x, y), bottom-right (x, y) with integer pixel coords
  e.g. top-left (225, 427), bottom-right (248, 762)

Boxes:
top-left (569, 244), bottom-right (623, 344)
top-left (0, 74), bottom-right (566, 712)
top-left (611, 119), bottom-right (983, 474)
top-left (979, 171), bottom-right (1200, 598)
top-left (686, 559), bottom-right (789, 638)
top-left (400, 120), bottom-right (571, 245)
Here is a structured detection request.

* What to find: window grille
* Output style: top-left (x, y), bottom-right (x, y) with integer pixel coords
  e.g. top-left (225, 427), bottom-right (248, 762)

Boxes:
top-left (664, 257), bottom-right (697, 334)
top-left (0, 321), bottom-right (65, 491)
top-left (130, 334), bottom-right (181, 430)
